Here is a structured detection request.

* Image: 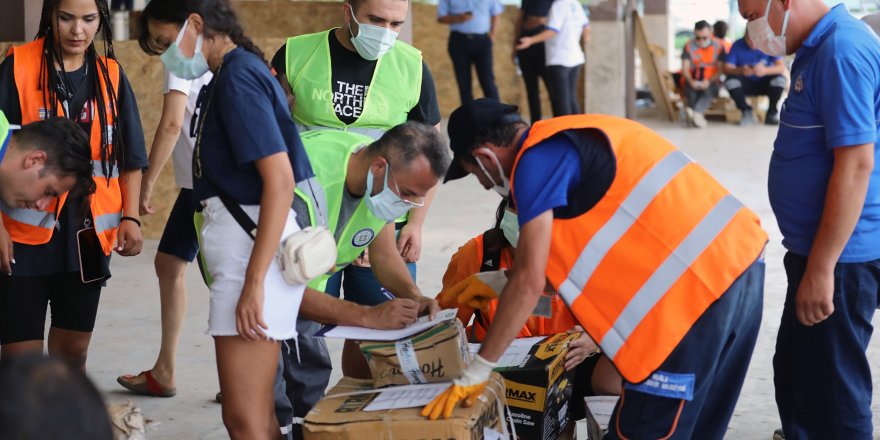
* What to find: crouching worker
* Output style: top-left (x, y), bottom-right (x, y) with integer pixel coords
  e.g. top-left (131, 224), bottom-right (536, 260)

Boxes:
top-left (0, 111), bottom-right (95, 277)
top-left (438, 198), bottom-right (621, 421)
top-left (423, 99), bottom-right (767, 440)
top-left (274, 121), bottom-right (448, 439)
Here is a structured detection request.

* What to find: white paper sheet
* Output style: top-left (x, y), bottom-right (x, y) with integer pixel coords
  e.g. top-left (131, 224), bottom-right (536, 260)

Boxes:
top-left (468, 336), bottom-right (546, 368)
top-left (316, 308), bottom-right (458, 341)
top-left (362, 383), bottom-right (451, 411)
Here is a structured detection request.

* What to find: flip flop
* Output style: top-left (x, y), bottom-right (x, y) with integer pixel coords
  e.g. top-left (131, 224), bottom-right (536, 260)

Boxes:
top-left (117, 370), bottom-right (177, 398)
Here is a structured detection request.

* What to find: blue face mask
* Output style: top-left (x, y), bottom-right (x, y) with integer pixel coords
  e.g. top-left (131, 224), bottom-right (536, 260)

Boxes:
top-left (364, 161), bottom-right (420, 222)
top-left (160, 19), bottom-right (210, 80)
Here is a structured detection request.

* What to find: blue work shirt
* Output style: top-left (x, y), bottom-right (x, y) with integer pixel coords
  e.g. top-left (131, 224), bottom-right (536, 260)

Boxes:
top-left (438, 0), bottom-right (503, 34)
top-left (769, 4), bottom-right (880, 262)
top-left (194, 47), bottom-right (313, 205)
top-left (725, 38), bottom-right (782, 81)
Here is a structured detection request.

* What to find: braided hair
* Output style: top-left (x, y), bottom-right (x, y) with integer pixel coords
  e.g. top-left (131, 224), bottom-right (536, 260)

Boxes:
top-left (36, 0), bottom-right (122, 186)
top-left (139, 0), bottom-right (267, 68)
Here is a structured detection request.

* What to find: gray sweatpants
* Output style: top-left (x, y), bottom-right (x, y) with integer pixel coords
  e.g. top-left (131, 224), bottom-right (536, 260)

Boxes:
top-left (274, 318), bottom-right (332, 440)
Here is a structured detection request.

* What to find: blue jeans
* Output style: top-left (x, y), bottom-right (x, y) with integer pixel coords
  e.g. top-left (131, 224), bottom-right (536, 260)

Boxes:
top-left (774, 252), bottom-right (880, 440)
top-left (606, 258), bottom-right (765, 440)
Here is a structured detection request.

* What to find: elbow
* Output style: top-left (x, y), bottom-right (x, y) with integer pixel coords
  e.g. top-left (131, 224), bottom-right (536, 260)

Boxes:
top-left (159, 120), bottom-right (184, 138)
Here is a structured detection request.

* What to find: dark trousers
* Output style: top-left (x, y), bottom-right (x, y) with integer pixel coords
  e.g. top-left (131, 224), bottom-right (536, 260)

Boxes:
top-left (274, 319), bottom-right (332, 440)
top-left (725, 75), bottom-right (786, 116)
top-left (683, 82), bottom-right (719, 114)
top-left (448, 32), bottom-right (499, 105)
top-left (545, 64), bottom-right (583, 117)
top-left (774, 252), bottom-right (880, 440)
top-left (517, 27), bottom-right (550, 123)
top-left (606, 258), bottom-right (765, 440)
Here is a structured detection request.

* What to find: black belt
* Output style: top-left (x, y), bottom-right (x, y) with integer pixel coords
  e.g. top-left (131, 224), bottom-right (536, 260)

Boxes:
top-left (395, 220), bottom-right (408, 230)
top-left (451, 31), bottom-right (488, 39)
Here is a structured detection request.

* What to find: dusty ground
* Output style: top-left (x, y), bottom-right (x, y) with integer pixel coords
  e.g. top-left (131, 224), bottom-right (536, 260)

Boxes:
top-left (85, 116), bottom-right (880, 439)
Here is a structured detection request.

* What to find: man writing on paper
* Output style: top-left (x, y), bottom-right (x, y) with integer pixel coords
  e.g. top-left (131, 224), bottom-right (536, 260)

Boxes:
top-left (423, 99), bottom-right (767, 439)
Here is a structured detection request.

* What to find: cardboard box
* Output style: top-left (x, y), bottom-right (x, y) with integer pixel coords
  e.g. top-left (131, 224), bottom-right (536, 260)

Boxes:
top-left (584, 396), bottom-right (618, 440)
top-left (358, 319), bottom-right (470, 388)
top-left (303, 374), bottom-right (510, 440)
top-left (480, 333), bottom-right (578, 440)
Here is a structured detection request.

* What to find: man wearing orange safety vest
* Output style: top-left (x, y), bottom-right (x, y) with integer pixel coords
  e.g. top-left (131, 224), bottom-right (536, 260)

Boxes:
top-left (422, 98), bottom-right (768, 439)
top-left (682, 20), bottom-right (725, 128)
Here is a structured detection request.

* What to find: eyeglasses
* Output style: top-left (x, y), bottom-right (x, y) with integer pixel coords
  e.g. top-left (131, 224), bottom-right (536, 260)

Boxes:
top-left (385, 160), bottom-right (425, 208)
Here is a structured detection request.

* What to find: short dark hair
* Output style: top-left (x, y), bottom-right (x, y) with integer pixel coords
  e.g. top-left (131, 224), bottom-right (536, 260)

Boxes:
top-left (369, 121), bottom-right (450, 178)
top-left (458, 118), bottom-right (528, 169)
top-left (0, 354), bottom-right (113, 440)
top-left (12, 118), bottom-right (95, 198)
top-left (713, 20), bottom-right (729, 39)
top-left (346, 0), bottom-right (406, 12)
top-left (695, 20), bottom-right (711, 32)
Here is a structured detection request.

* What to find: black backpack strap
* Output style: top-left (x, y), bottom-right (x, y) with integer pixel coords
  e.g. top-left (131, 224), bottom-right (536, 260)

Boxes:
top-left (474, 229), bottom-right (502, 331)
top-left (209, 179), bottom-right (257, 240)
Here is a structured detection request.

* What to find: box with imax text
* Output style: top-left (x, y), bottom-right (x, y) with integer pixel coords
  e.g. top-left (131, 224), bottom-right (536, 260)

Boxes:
top-left (473, 333), bottom-right (578, 440)
top-left (303, 374), bottom-right (510, 440)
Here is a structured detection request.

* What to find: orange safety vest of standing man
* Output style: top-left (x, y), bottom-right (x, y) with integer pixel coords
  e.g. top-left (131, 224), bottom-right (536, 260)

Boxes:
top-left (1, 38), bottom-right (123, 255)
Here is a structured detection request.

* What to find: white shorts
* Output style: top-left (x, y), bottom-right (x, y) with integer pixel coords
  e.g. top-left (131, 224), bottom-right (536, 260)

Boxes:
top-left (200, 197), bottom-right (305, 340)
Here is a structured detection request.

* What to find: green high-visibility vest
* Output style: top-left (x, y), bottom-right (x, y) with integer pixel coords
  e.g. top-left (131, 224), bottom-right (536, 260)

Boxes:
top-left (295, 130), bottom-right (388, 291)
top-left (285, 30), bottom-right (423, 141)
top-left (0, 111), bottom-right (10, 162)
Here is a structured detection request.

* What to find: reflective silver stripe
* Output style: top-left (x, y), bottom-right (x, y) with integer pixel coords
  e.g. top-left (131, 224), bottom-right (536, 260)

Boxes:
top-left (94, 211), bottom-right (122, 232)
top-left (299, 176), bottom-right (328, 228)
top-left (92, 160), bottom-right (119, 179)
top-left (600, 195), bottom-right (743, 358)
top-left (558, 150), bottom-right (691, 307)
top-left (295, 122), bottom-right (386, 141)
top-left (0, 201), bottom-right (56, 229)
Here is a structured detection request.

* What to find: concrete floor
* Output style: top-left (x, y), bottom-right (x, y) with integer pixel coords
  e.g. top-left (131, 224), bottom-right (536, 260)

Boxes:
top-left (84, 116), bottom-right (880, 439)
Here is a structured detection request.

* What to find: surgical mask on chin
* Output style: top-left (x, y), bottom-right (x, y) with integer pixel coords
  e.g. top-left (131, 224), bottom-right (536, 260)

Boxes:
top-left (475, 149), bottom-right (511, 197)
top-left (160, 19), bottom-right (210, 80)
top-left (347, 4), bottom-right (399, 60)
top-left (500, 210), bottom-right (519, 248)
top-left (747, 0), bottom-right (790, 57)
top-left (364, 166), bottom-right (411, 222)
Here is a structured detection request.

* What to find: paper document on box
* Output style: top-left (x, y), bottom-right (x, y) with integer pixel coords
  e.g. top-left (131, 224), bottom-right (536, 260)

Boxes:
top-left (315, 309), bottom-right (458, 341)
top-left (361, 382), bottom-right (450, 411)
top-left (469, 336), bottom-right (545, 368)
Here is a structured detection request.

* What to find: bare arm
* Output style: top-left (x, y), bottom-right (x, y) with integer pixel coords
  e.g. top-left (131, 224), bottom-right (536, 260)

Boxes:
top-left (372, 223), bottom-right (420, 298)
top-left (797, 143), bottom-right (874, 326)
top-left (516, 29), bottom-right (558, 50)
top-left (116, 169), bottom-right (144, 256)
top-left (478, 211), bottom-right (553, 361)
top-left (489, 14), bottom-right (500, 40)
top-left (298, 287), bottom-right (418, 329)
top-left (764, 58), bottom-right (787, 76)
top-left (582, 25), bottom-right (591, 47)
top-left (438, 12), bottom-right (473, 24)
top-left (141, 90), bottom-right (187, 215)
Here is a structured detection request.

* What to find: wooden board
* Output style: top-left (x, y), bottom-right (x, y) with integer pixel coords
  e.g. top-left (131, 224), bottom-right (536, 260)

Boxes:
top-left (633, 12), bottom-right (677, 121)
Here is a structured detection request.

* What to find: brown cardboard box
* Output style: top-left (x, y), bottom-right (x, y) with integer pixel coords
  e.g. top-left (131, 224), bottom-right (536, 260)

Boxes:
top-left (303, 374), bottom-right (510, 440)
top-left (473, 334), bottom-right (579, 440)
top-left (358, 319), bottom-right (470, 388)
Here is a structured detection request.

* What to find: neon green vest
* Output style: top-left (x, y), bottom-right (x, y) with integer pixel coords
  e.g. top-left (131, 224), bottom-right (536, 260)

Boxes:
top-left (0, 111), bottom-right (10, 162)
top-left (285, 30), bottom-right (422, 141)
top-left (296, 130), bottom-right (388, 291)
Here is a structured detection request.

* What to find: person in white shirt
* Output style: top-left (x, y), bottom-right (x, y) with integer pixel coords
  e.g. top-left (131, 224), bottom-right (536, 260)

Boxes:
top-left (516, 0), bottom-right (589, 116)
top-left (116, 69), bottom-right (213, 398)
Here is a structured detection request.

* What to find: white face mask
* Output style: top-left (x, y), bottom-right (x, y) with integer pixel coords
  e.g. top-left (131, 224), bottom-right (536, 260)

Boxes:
top-left (747, 0), bottom-right (790, 57)
top-left (364, 162), bottom-right (420, 221)
top-left (160, 19), bottom-right (210, 80)
top-left (474, 149), bottom-right (510, 197)
top-left (500, 209), bottom-right (519, 248)
top-left (347, 4), bottom-right (399, 61)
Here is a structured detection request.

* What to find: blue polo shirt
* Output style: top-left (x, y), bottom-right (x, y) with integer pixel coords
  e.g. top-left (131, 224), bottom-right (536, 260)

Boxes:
top-left (768, 4), bottom-right (880, 262)
top-left (725, 37), bottom-right (782, 81)
top-left (438, 0), bottom-right (503, 34)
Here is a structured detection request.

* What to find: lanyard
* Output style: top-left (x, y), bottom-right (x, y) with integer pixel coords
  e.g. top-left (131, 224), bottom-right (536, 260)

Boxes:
top-left (193, 45), bottom-right (236, 179)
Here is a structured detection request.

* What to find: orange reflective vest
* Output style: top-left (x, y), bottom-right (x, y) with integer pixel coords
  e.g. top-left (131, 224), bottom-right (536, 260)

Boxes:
top-left (1, 38), bottom-right (122, 255)
top-left (683, 38), bottom-right (723, 82)
top-left (510, 115), bottom-right (767, 383)
top-left (438, 234), bottom-right (578, 342)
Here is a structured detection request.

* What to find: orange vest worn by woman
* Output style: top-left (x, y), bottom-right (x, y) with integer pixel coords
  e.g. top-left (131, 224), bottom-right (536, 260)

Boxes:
top-left (1, 38), bottom-right (122, 255)
top-left (511, 115), bottom-right (767, 383)
top-left (439, 232), bottom-right (577, 342)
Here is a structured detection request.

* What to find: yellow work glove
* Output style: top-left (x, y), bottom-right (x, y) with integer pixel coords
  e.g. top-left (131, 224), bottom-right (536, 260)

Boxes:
top-left (440, 271), bottom-right (509, 311)
top-left (421, 354), bottom-right (497, 420)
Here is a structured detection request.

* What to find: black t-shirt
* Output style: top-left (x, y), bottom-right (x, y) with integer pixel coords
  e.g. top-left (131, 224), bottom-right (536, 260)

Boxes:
top-left (0, 53), bottom-right (149, 277)
top-left (521, 0), bottom-right (554, 17)
top-left (271, 30), bottom-right (441, 126)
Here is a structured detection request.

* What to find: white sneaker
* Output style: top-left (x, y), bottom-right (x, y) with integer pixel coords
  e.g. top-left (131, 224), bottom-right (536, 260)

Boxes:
top-left (693, 112), bottom-right (708, 129)
top-left (685, 107), bottom-right (696, 127)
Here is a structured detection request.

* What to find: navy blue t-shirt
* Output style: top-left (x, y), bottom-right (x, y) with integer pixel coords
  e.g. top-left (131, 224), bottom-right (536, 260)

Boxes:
top-left (511, 129), bottom-right (614, 227)
top-left (194, 47), bottom-right (312, 205)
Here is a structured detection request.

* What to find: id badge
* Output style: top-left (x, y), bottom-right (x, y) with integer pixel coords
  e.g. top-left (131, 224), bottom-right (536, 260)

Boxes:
top-left (77, 227), bottom-right (104, 283)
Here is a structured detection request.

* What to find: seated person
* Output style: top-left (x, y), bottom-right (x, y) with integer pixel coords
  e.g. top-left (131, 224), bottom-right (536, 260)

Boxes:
top-left (723, 34), bottom-right (787, 125)
top-left (681, 20), bottom-right (725, 128)
top-left (438, 199), bottom-right (621, 421)
top-left (713, 20), bottom-right (733, 53)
